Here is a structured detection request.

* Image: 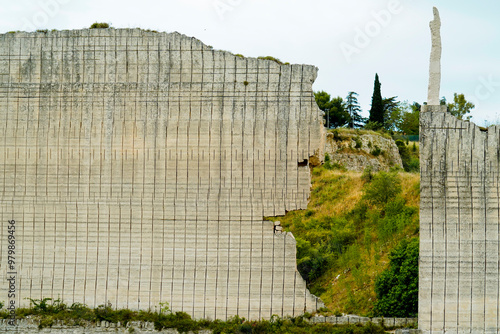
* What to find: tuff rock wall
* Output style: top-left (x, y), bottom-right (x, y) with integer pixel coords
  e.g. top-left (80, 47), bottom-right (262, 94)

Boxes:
top-left (420, 106), bottom-right (500, 333)
top-left (0, 29), bottom-right (324, 320)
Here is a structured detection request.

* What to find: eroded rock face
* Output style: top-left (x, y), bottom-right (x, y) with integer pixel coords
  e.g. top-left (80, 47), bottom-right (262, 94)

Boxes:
top-left (0, 29), bottom-right (324, 319)
top-left (419, 111), bottom-right (500, 333)
top-left (323, 131), bottom-right (403, 172)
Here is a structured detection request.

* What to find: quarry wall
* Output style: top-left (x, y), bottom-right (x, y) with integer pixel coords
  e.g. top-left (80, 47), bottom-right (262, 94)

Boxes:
top-left (0, 29), bottom-right (324, 321)
top-left (420, 106), bottom-right (500, 333)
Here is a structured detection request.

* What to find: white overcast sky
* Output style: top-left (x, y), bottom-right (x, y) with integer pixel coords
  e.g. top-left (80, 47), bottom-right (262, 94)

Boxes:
top-left (1, 0), bottom-right (500, 125)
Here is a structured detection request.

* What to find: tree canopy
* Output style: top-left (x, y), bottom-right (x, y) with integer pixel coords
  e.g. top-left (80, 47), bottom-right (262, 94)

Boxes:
top-left (345, 91), bottom-right (365, 128)
top-left (314, 91), bottom-right (350, 128)
top-left (447, 93), bottom-right (475, 120)
top-left (382, 96), bottom-right (399, 131)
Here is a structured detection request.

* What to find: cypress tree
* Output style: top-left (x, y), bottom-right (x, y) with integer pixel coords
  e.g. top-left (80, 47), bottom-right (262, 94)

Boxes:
top-left (369, 74), bottom-right (384, 126)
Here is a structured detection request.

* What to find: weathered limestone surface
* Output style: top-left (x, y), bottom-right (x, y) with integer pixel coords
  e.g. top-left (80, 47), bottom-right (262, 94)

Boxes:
top-left (420, 109), bottom-right (500, 333)
top-left (0, 29), bottom-right (324, 319)
top-left (323, 131), bottom-right (402, 171)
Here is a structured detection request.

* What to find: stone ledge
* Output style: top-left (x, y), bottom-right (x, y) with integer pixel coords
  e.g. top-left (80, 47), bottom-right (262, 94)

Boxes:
top-left (0, 317), bottom-right (419, 333)
top-left (395, 329), bottom-right (422, 334)
top-left (308, 315), bottom-right (417, 327)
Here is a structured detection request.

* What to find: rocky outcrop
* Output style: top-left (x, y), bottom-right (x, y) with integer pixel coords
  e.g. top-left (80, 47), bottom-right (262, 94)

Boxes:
top-left (324, 130), bottom-right (403, 172)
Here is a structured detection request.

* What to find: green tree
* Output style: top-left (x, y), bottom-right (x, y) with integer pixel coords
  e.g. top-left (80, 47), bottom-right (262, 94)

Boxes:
top-left (382, 96), bottom-right (400, 130)
top-left (400, 102), bottom-right (420, 135)
top-left (447, 93), bottom-right (475, 120)
top-left (345, 91), bottom-right (365, 128)
top-left (314, 91), bottom-right (350, 128)
top-left (374, 238), bottom-right (419, 317)
top-left (369, 74), bottom-right (384, 128)
top-left (386, 101), bottom-right (420, 135)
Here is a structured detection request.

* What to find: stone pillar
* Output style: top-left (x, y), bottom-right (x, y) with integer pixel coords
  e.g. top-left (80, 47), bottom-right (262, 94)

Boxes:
top-left (420, 8), bottom-right (500, 333)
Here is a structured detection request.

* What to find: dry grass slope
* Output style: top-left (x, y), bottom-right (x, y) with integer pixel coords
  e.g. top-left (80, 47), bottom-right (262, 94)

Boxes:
top-left (269, 167), bottom-right (420, 316)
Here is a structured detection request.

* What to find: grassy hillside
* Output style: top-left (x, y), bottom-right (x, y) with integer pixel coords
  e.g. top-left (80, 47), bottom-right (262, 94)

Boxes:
top-left (267, 164), bottom-right (420, 317)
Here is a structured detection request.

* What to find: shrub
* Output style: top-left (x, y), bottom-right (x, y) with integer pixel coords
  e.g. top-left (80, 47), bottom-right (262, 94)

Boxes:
top-left (362, 171), bottom-right (402, 206)
top-left (296, 238), bottom-right (330, 282)
top-left (377, 197), bottom-right (415, 241)
top-left (374, 238), bottom-right (419, 317)
top-left (323, 153), bottom-right (345, 171)
top-left (90, 22), bottom-right (110, 29)
top-left (94, 303), bottom-right (118, 322)
top-left (257, 56), bottom-right (289, 65)
top-left (370, 146), bottom-right (382, 156)
top-left (29, 298), bottom-right (67, 314)
top-left (154, 311), bottom-right (200, 332)
top-left (38, 317), bottom-right (54, 329)
top-left (396, 139), bottom-right (419, 172)
top-left (324, 153), bottom-right (331, 168)
top-left (354, 136), bottom-right (362, 149)
top-left (361, 166), bottom-right (373, 183)
top-left (332, 129), bottom-right (342, 141)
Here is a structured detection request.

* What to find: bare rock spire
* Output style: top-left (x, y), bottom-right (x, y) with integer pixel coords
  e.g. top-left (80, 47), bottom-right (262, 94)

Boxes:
top-left (427, 7), bottom-right (442, 105)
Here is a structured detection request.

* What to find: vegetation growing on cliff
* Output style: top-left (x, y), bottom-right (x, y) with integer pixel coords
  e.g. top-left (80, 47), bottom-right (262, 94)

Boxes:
top-left (89, 22), bottom-right (110, 29)
top-left (268, 165), bottom-right (420, 316)
top-left (257, 56), bottom-right (290, 65)
top-left (395, 139), bottom-right (419, 173)
top-left (374, 238), bottom-right (419, 317)
top-left (0, 298), bottom-right (389, 333)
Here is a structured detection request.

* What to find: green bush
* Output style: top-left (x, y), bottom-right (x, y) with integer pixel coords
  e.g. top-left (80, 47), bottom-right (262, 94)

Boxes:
top-left (377, 197), bottom-right (416, 242)
top-left (354, 136), bottom-right (362, 149)
top-left (296, 238), bottom-right (330, 282)
top-left (90, 22), bottom-right (110, 29)
top-left (257, 56), bottom-right (289, 65)
top-left (332, 129), bottom-right (342, 141)
top-left (374, 238), bottom-right (419, 317)
top-left (370, 146), bottom-right (382, 156)
top-left (407, 158), bottom-right (419, 173)
top-left (396, 140), bottom-right (419, 173)
top-left (38, 317), bottom-right (54, 329)
top-left (324, 153), bottom-right (346, 171)
top-left (361, 166), bottom-right (373, 183)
